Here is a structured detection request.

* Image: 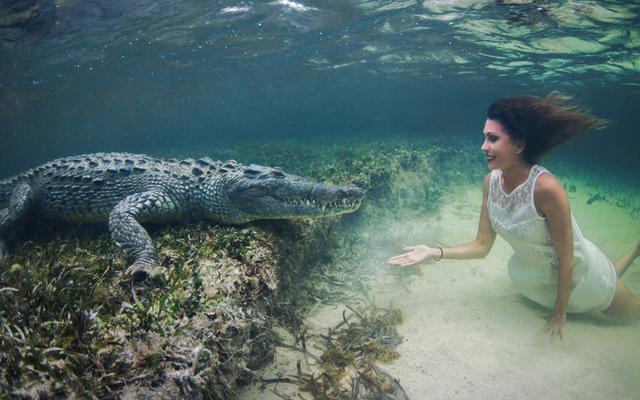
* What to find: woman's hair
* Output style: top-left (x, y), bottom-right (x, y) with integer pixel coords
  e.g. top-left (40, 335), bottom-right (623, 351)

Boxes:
top-left (487, 92), bottom-right (607, 163)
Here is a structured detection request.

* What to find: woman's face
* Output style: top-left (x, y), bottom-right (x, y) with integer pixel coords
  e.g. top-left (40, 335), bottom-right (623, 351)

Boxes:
top-left (481, 118), bottom-right (524, 170)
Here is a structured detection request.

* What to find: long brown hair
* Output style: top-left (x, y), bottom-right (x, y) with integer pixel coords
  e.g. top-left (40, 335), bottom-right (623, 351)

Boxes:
top-left (487, 92), bottom-right (607, 163)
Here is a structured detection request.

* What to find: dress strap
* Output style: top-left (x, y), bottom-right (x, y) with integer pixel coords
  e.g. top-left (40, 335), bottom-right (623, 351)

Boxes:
top-left (527, 165), bottom-right (551, 215)
top-left (528, 165), bottom-right (551, 190)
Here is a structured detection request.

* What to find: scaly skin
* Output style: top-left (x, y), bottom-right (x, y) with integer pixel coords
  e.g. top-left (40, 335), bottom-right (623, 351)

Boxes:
top-left (0, 153), bottom-right (365, 280)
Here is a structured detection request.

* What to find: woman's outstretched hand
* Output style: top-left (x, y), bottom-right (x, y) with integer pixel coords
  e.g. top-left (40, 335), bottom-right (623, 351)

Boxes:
top-left (387, 245), bottom-right (440, 267)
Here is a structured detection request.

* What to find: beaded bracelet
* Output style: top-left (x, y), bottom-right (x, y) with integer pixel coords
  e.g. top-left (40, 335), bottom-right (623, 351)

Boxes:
top-left (434, 247), bottom-right (444, 261)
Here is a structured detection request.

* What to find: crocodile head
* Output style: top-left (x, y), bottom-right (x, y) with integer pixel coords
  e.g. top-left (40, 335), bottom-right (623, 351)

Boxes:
top-left (204, 162), bottom-right (365, 223)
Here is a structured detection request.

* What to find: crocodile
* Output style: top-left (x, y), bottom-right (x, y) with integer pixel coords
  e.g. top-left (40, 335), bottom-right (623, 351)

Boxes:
top-left (0, 152), bottom-right (365, 280)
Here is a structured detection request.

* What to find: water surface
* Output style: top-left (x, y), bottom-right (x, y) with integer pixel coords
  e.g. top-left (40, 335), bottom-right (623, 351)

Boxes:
top-left (1, 1), bottom-right (639, 183)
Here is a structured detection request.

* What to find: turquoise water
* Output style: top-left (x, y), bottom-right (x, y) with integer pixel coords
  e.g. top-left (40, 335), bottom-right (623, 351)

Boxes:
top-left (1, 0), bottom-right (639, 183)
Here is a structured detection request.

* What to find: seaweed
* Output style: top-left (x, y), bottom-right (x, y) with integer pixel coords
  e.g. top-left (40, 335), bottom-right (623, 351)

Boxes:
top-left (0, 225), bottom-right (279, 398)
top-left (261, 305), bottom-right (408, 400)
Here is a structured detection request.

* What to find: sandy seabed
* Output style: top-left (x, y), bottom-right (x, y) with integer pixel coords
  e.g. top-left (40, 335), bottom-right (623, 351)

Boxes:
top-left (240, 177), bottom-right (640, 400)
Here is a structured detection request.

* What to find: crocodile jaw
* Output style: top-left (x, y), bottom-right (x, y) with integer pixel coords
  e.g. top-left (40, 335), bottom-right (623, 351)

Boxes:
top-left (227, 180), bottom-right (365, 220)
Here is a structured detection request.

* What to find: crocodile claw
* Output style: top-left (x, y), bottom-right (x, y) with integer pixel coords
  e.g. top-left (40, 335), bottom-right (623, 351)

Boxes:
top-left (126, 261), bottom-right (155, 283)
top-left (126, 260), bottom-right (166, 284)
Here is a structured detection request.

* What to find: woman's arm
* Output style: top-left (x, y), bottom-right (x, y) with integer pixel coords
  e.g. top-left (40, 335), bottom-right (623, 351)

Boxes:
top-left (535, 173), bottom-right (574, 338)
top-left (443, 173), bottom-right (497, 260)
top-left (387, 173), bottom-right (497, 266)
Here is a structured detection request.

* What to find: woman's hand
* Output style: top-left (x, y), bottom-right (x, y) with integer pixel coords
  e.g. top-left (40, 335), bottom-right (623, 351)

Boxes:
top-left (387, 245), bottom-right (441, 267)
top-left (544, 311), bottom-right (566, 340)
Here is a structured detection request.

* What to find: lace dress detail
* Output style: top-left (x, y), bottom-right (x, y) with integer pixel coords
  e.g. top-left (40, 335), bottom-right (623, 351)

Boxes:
top-left (487, 166), bottom-right (617, 313)
top-left (489, 166), bottom-right (558, 268)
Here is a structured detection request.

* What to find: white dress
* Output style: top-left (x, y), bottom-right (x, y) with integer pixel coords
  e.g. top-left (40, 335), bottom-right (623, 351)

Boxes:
top-left (487, 165), bottom-right (617, 313)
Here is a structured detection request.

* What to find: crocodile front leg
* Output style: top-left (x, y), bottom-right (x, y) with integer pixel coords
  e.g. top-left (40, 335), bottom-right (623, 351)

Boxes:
top-left (0, 183), bottom-right (33, 263)
top-left (108, 190), bottom-right (177, 281)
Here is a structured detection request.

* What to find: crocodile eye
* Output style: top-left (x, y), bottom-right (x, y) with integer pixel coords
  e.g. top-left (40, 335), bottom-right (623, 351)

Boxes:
top-left (244, 168), bottom-right (260, 176)
top-left (271, 170), bottom-right (285, 179)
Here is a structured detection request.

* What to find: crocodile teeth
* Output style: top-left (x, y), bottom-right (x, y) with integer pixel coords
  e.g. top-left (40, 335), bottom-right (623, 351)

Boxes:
top-left (282, 197), bottom-right (359, 210)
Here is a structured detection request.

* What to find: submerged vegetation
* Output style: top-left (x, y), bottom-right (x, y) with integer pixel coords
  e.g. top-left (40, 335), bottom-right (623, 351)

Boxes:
top-left (262, 306), bottom-right (408, 400)
top-left (1, 224), bottom-right (280, 398)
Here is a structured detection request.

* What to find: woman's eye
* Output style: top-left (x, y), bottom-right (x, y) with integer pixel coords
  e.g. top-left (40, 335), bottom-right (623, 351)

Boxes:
top-left (489, 135), bottom-right (498, 142)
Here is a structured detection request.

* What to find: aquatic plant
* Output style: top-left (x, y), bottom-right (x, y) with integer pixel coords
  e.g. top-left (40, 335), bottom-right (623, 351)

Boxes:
top-left (261, 305), bottom-right (408, 400)
top-left (0, 224), bottom-right (280, 398)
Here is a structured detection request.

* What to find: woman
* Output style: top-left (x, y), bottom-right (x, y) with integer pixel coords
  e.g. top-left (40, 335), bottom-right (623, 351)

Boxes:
top-left (387, 93), bottom-right (640, 338)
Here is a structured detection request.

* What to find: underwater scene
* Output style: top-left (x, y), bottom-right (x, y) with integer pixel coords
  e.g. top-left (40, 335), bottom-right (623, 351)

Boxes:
top-left (1, 1), bottom-right (639, 399)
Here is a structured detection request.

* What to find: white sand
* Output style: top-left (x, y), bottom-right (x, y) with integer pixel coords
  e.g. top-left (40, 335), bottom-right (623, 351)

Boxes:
top-left (240, 178), bottom-right (640, 400)
top-left (378, 184), bottom-right (640, 400)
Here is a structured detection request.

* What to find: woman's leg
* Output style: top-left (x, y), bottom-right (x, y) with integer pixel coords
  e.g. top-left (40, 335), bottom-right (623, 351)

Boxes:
top-left (614, 241), bottom-right (640, 277)
top-left (603, 278), bottom-right (640, 319)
